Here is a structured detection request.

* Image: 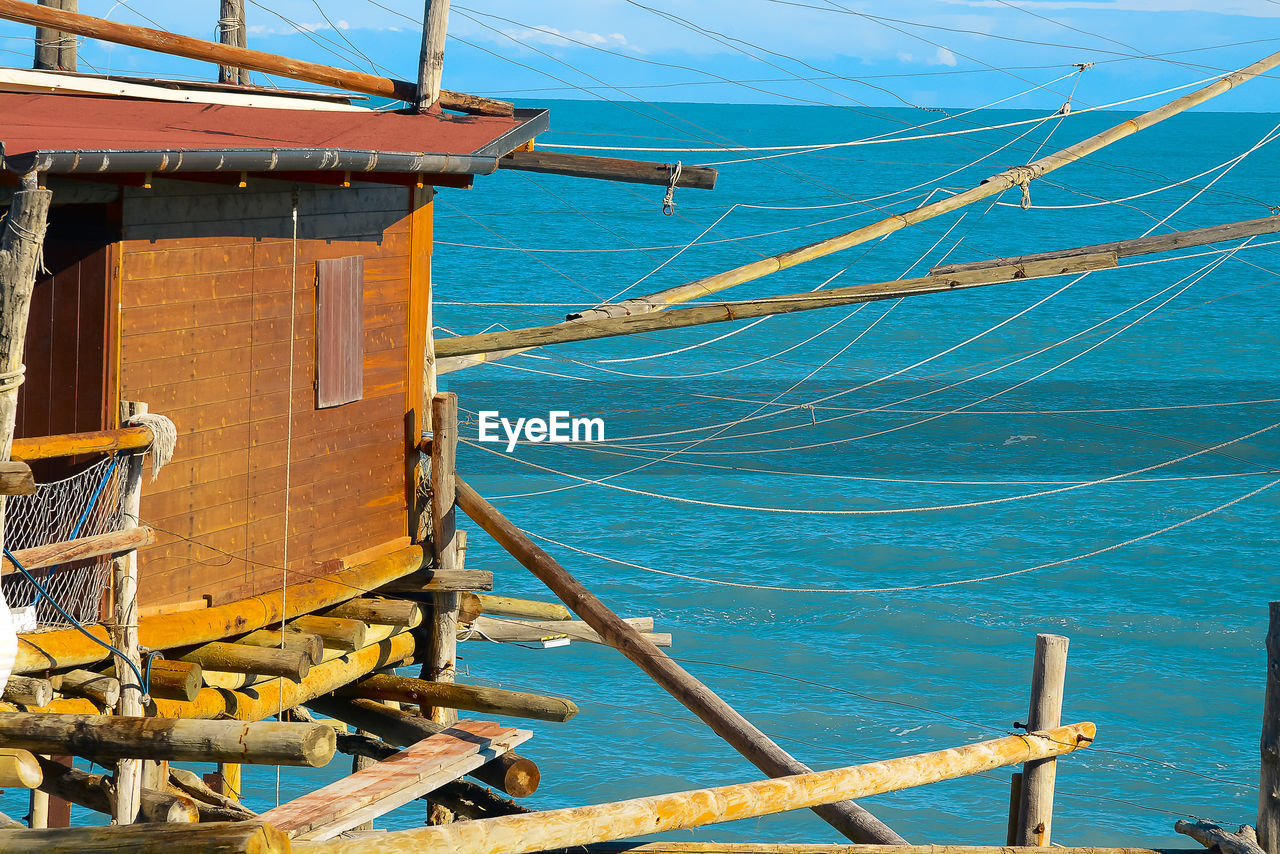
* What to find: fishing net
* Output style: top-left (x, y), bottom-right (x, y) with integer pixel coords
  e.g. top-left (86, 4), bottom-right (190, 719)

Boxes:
top-left (3, 455), bottom-right (128, 631)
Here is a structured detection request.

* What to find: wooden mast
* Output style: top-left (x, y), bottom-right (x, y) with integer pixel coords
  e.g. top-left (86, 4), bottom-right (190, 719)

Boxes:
top-left (33, 0), bottom-right (74, 71)
top-left (417, 0), bottom-right (449, 110)
top-left (217, 0), bottom-right (250, 85)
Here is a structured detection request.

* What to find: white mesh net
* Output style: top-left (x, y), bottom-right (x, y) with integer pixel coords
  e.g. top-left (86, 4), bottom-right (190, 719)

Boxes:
top-left (3, 455), bottom-right (128, 631)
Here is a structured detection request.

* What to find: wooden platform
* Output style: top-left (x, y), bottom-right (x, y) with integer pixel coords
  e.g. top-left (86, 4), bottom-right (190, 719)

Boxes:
top-left (258, 719), bottom-right (530, 840)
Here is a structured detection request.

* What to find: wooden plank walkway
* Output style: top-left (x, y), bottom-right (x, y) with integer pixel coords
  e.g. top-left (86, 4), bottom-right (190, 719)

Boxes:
top-left (258, 719), bottom-right (530, 840)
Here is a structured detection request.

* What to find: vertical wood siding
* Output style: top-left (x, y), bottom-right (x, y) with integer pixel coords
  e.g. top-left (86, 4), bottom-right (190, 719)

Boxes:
top-left (315, 256), bottom-right (365, 409)
top-left (116, 181), bottom-right (419, 608)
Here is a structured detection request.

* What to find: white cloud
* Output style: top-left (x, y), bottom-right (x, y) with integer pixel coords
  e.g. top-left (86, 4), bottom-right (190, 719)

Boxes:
top-left (931, 46), bottom-right (958, 65)
top-left (499, 26), bottom-right (631, 50)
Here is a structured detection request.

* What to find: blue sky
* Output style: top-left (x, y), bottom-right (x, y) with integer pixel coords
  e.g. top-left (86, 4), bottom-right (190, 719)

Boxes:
top-left (1, 0), bottom-right (1278, 110)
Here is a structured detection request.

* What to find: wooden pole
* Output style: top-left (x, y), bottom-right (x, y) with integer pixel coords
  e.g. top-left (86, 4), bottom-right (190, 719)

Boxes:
top-left (471, 593), bottom-right (572, 622)
top-left (290, 615), bottom-right (368, 651)
top-left (235, 629), bottom-right (324, 665)
top-left (454, 478), bottom-right (904, 844)
top-left (293, 723), bottom-right (1095, 854)
top-left (324, 598), bottom-right (422, 627)
top-left (0, 177), bottom-right (51, 469)
top-left (2, 675), bottom-right (52, 706)
top-left (344, 673), bottom-right (579, 723)
top-left (0, 821), bottom-right (289, 853)
top-left (435, 253), bottom-right (1117, 358)
top-left (1006, 772), bottom-right (1022, 846)
top-left (1261, 601), bottom-right (1280, 854)
top-left (0, 713), bottom-right (337, 766)
top-left (217, 0), bottom-right (250, 85)
top-left (1016, 634), bottom-right (1069, 846)
top-left (36, 755), bottom-right (196, 823)
top-left (2, 525), bottom-right (154, 574)
top-left (424, 392), bottom-right (460, 732)
top-left (10, 425), bottom-right (154, 461)
top-left (0, 0), bottom-right (512, 113)
top-left (34, 0), bottom-right (74, 71)
top-left (111, 400), bottom-right (146, 823)
top-left (417, 0), bottom-right (450, 110)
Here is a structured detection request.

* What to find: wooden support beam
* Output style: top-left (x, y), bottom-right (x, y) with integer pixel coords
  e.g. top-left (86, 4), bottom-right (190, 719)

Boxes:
top-left (0, 748), bottom-right (41, 787)
top-left (217, 0), bottom-right (250, 85)
top-left (309, 696), bottom-right (540, 797)
top-left (416, 0), bottom-right (449, 110)
top-left (381, 567), bottom-right (493, 594)
top-left (10, 426), bottom-right (153, 461)
top-left (0, 713), bottom-right (337, 766)
top-left (324, 598), bottom-right (423, 628)
top-left (167, 766), bottom-right (255, 821)
top-left (292, 723), bottom-right (1095, 854)
top-left (0, 820), bottom-right (288, 852)
top-left (2, 675), bottom-right (51, 706)
top-left (1262, 601), bottom-right (1280, 854)
top-left (175, 640), bottom-right (311, 681)
top-left (15, 541), bottom-right (426, 673)
top-left (235, 629), bottom-right (325, 665)
top-left (112, 403), bottom-right (147, 824)
top-left (261, 720), bottom-right (531, 840)
top-left (930, 214), bottom-right (1280, 275)
top-left (433, 254), bottom-right (1117, 359)
top-left (290, 615), bottom-right (368, 651)
top-left (1006, 772), bottom-right (1022, 846)
top-left (108, 658), bottom-right (201, 702)
top-left (498, 150), bottom-right (717, 190)
top-left (345, 673), bottom-right (579, 723)
top-left (49, 670), bottom-right (120, 709)
top-left (0, 460), bottom-right (34, 495)
top-left (469, 593), bottom-right (572, 622)
top-left (455, 478), bottom-right (900, 844)
top-left (426, 392), bottom-right (460, 744)
top-left (1016, 634), bottom-right (1069, 846)
top-left (2, 525), bottom-right (154, 574)
top-left (0, 0), bottom-right (512, 113)
top-left (35, 755), bottom-right (196, 823)
top-left (469, 615), bottom-right (672, 648)
top-left (34, 0), bottom-right (75, 72)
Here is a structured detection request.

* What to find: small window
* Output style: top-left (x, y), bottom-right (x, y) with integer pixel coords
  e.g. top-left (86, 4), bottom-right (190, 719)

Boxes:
top-left (315, 256), bottom-right (364, 408)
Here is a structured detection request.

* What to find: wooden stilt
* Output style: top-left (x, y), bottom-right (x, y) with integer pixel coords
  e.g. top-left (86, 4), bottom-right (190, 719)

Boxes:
top-left (1005, 772), bottom-right (1022, 846)
top-left (292, 723), bottom-right (1095, 854)
top-left (344, 673), bottom-right (578, 723)
top-left (33, 0), bottom-right (74, 71)
top-left (218, 762), bottom-right (242, 802)
top-left (28, 785), bottom-right (47, 828)
top-left (1261, 601), bottom-right (1280, 854)
top-left (416, 0), bottom-right (450, 110)
top-left (217, 0), bottom-right (250, 84)
top-left (1016, 634), bottom-right (1069, 846)
top-left (455, 479), bottom-right (903, 844)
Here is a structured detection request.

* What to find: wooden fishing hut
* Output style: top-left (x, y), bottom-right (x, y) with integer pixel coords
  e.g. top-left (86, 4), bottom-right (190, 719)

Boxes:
top-left (0, 1), bottom-right (1275, 853)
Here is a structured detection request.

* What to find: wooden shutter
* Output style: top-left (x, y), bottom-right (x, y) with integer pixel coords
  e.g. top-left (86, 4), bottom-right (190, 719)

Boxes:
top-left (315, 256), bottom-right (365, 408)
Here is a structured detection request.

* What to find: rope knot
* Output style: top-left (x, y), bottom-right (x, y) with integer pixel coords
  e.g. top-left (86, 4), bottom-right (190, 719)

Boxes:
top-left (662, 161), bottom-right (682, 216)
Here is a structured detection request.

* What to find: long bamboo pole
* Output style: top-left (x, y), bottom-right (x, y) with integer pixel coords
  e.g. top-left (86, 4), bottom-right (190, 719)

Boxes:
top-left (455, 479), bottom-right (903, 844)
top-left (294, 723), bottom-right (1095, 854)
top-left (436, 50), bottom-right (1280, 372)
top-left (434, 253), bottom-right (1116, 358)
top-left (0, 0), bottom-right (513, 114)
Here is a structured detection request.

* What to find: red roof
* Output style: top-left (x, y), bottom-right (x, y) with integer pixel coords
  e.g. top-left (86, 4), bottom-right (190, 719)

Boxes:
top-left (0, 91), bottom-right (546, 175)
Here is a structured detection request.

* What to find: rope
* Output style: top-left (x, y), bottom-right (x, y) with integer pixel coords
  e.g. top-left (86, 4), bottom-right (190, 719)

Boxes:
top-left (662, 161), bottom-right (682, 216)
top-left (0, 365), bottom-right (25, 394)
top-left (125, 413), bottom-right (176, 481)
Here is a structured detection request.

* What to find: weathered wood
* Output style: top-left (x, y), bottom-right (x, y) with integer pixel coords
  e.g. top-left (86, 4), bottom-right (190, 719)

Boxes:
top-left (309, 696), bottom-right (540, 797)
top-left (36, 755), bottom-right (197, 823)
top-left (217, 0), bottom-right (250, 85)
top-left (0, 460), bottom-right (34, 495)
top-left (0, 0), bottom-right (513, 113)
top-left (1262, 601), bottom-right (1280, 854)
top-left (34, 0), bottom-right (75, 71)
top-left (324, 598), bottom-right (423, 628)
top-left (3, 675), bottom-right (52, 706)
top-left (565, 846), bottom-right (1203, 854)
top-left (472, 593), bottom-right (572, 622)
top-left (434, 254), bottom-right (1118, 358)
top-left (456, 479), bottom-right (899, 844)
top-left (112, 404), bottom-right (147, 825)
top-left (499, 150), bottom-right (717, 190)
top-left (2, 526), bottom-right (155, 575)
top-left (290, 615), bottom-right (368, 651)
top-left (0, 820), bottom-right (288, 852)
top-left (1177, 821), bottom-right (1268, 854)
top-left (930, 214), bottom-right (1280, 275)
top-left (1006, 772), bottom-right (1023, 846)
top-left (294, 723), bottom-right (1095, 854)
top-left (0, 748), bottom-right (41, 787)
top-left (470, 615), bottom-right (672, 648)
top-left (49, 669), bottom-right (120, 708)
top-left (1016, 634), bottom-right (1069, 846)
top-left (345, 673), bottom-right (579, 723)
top-left (416, 0), bottom-right (449, 110)
top-left (168, 766), bottom-right (256, 821)
top-left (426, 392), bottom-right (460, 741)
top-left (381, 567), bottom-right (494, 594)
top-left (176, 641), bottom-right (311, 681)
top-left (16, 542), bottom-right (425, 673)
top-left (0, 713), bottom-right (336, 766)
top-left (235, 629), bottom-right (325, 665)
top-left (0, 811), bottom-right (21, 829)
top-left (110, 658), bottom-right (201, 702)
top-left (261, 720), bottom-right (531, 840)
top-left (9, 426), bottom-right (154, 461)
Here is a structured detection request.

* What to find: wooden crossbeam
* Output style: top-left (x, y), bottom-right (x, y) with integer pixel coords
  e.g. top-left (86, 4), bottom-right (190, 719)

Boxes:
top-left (498, 150), bottom-right (717, 190)
top-left (2, 526), bottom-right (154, 575)
top-left (259, 719), bottom-right (530, 840)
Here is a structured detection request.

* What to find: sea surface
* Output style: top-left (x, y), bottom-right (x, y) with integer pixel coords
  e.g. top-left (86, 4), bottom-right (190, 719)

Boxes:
top-left (16, 98), bottom-right (1280, 846)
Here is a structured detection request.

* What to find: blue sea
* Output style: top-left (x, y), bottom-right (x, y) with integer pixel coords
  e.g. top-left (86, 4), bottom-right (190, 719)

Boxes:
top-left (17, 99), bottom-right (1280, 846)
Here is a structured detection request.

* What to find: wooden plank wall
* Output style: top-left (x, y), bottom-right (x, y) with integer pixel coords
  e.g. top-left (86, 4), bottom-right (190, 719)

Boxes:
top-left (116, 179), bottom-right (430, 608)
